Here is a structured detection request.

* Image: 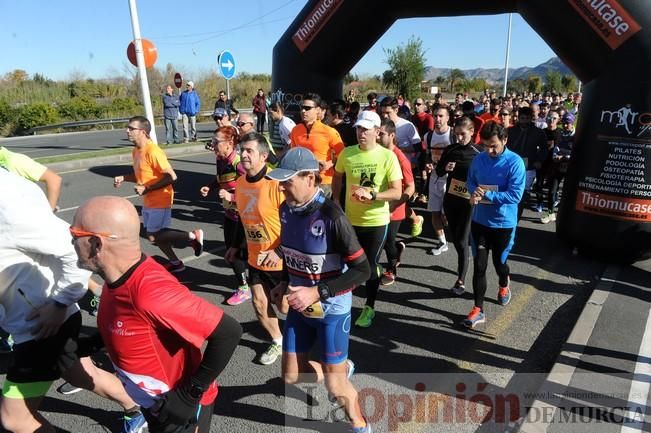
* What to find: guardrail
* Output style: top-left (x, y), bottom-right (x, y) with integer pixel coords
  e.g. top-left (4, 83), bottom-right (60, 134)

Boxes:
top-left (27, 109), bottom-right (253, 135)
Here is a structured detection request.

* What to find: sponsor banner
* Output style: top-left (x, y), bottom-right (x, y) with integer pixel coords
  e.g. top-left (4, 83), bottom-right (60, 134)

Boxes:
top-left (284, 372), bottom-right (649, 432)
top-left (576, 189), bottom-right (651, 221)
top-left (568, 0), bottom-right (641, 50)
top-left (292, 0), bottom-right (344, 53)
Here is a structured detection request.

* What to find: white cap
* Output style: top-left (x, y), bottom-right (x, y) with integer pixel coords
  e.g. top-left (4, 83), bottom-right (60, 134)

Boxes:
top-left (186, 81), bottom-right (194, 87)
top-left (354, 110), bottom-right (381, 129)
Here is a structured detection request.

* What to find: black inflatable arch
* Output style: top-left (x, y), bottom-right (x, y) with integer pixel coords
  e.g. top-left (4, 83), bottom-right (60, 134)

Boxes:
top-left (272, 0), bottom-right (650, 262)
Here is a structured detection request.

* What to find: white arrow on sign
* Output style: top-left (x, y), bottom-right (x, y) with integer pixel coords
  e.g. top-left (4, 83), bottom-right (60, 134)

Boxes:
top-left (221, 59), bottom-right (234, 71)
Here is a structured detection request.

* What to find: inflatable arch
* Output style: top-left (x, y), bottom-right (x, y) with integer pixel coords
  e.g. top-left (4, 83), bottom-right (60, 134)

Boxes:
top-left (272, 0), bottom-right (650, 262)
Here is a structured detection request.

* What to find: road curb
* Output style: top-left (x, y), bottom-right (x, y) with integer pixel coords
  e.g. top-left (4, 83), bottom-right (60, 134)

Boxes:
top-left (48, 144), bottom-right (208, 172)
top-left (517, 264), bottom-right (621, 433)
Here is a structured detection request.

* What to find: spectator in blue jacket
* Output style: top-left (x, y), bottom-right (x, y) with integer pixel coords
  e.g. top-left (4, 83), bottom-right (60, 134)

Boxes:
top-left (162, 85), bottom-right (180, 144)
top-left (180, 81), bottom-right (201, 142)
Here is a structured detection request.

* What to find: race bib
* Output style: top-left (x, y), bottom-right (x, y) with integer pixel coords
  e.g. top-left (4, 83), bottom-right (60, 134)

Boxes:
top-left (448, 178), bottom-right (470, 199)
top-left (244, 223), bottom-right (270, 243)
top-left (302, 301), bottom-right (325, 319)
top-left (479, 184), bottom-right (498, 204)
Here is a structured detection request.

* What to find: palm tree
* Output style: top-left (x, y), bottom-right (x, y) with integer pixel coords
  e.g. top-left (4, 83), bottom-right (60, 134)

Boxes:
top-left (448, 69), bottom-right (465, 93)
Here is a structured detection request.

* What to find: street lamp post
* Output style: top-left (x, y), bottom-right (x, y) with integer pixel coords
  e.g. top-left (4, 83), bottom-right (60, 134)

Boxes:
top-left (502, 13), bottom-right (513, 97)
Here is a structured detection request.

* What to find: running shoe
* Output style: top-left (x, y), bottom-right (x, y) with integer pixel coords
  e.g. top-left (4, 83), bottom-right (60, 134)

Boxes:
top-left (410, 215), bottom-right (424, 237)
top-left (259, 343), bottom-right (282, 365)
top-left (226, 287), bottom-right (252, 306)
top-left (57, 382), bottom-right (83, 395)
top-left (89, 294), bottom-right (100, 316)
top-left (451, 281), bottom-right (465, 296)
top-left (0, 336), bottom-right (13, 354)
top-left (355, 306), bottom-right (375, 328)
top-left (191, 229), bottom-right (204, 256)
top-left (498, 279), bottom-right (512, 306)
top-left (462, 307), bottom-right (485, 329)
top-left (540, 212), bottom-right (556, 224)
top-left (351, 420), bottom-right (373, 433)
top-left (396, 241), bottom-right (406, 265)
top-left (164, 260), bottom-right (186, 273)
top-left (380, 271), bottom-right (395, 286)
top-left (123, 411), bottom-right (147, 433)
top-left (431, 242), bottom-right (449, 256)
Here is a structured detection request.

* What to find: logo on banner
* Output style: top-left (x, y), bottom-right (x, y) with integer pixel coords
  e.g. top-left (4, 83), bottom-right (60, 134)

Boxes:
top-left (292, 0), bottom-right (344, 52)
top-left (568, 0), bottom-right (641, 50)
top-left (600, 105), bottom-right (651, 137)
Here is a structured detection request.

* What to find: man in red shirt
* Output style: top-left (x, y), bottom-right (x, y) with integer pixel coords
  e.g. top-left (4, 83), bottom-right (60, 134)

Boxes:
top-left (378, 119), bottom-right (415, 286)
top-left (72, 196), bottom-right (242, 433)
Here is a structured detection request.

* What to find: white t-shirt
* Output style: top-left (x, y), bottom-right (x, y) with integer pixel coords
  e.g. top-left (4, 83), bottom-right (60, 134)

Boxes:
top-left (0, 169), bottom-right (89, 344)
top-left (279, 115), bottom-right (296, 146)
top-left (394, 117), bottom-right (421, 152)
top-left (424, 128), bottom-right (453, 164)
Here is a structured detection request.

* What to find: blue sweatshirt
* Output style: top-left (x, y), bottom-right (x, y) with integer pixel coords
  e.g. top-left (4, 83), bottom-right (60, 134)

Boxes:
top-left (466, 147), bottom-right (525, 228)
top-left (179, 90), bottom-right (200, 116)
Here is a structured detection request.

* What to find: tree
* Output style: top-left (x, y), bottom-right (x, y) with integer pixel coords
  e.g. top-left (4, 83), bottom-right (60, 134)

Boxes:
top-left (561, 74), bottom-right (578, 93)
top-left (382, 36), bottom-right (426, 100)
top-left (5, 69), bottom-right (28, 84)
top-left (545, 70), bottom-right (562, 93)
top-left (448, 69), bottom-right (465, 93)
top-left (527, 75), bottom-right (542, 93)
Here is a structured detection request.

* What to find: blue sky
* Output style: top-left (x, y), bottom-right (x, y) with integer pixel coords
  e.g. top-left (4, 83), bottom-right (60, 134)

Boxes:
top-left (1, 0), bottom-right (557, 81)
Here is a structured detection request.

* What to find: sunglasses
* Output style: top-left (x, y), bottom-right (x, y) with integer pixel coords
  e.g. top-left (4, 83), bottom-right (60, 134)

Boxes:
top-left (69, 227), bottom-right (119, 240)
top-left (213, 116), bottom-right (224, 121)
top-left (415, 102), bottom-right (423, 106)
top-left (301, 105), bottom-right (316, 111)
top-left (499, 112), bottom-right (510, 116)
top-left (237, 121), bottom-right (252, 127)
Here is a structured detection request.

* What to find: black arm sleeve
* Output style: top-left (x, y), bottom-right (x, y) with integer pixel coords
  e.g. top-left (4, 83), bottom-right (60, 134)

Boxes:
top-left (324, 215), bottom-right (371, 296)
top-left (190, 314), bottom-right (242, 388)
top-left (435, 145), bottom-right (454, 177)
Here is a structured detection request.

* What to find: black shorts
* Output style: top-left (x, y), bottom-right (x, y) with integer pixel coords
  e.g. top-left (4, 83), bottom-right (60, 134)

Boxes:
top-left (248, 266), bottom-right (284, 289)
top-left (7, 311), bottom-right (81, 384)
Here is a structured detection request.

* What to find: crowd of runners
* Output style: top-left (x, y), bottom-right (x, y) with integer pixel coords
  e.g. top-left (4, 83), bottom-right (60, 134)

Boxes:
top-left (0, 86), bottom-right (579, 433)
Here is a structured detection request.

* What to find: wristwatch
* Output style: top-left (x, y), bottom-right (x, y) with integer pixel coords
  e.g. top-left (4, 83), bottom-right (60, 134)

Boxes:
top-left (317, 282), bottom-right (330, 301)
top-left (369, 190), bottom-right (377, 201)
top-left (188, 382), bottom-right (206, 399)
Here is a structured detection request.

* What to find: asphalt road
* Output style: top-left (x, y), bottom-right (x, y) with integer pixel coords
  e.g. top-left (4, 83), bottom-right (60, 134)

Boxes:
top-left (0, 149), bottom-right (607, 433)
top-left (0, 121), bottom-right (220, 160)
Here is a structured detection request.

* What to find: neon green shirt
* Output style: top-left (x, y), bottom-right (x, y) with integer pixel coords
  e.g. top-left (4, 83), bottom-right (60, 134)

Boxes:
top-left (0, 146), bottom-right (47, 182)
top-left (335, 144), bottom-right (402, 227)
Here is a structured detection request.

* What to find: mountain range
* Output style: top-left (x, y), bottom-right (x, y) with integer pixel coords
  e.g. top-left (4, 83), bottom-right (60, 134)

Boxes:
top-left (425, 57), bottom-right (573, 83)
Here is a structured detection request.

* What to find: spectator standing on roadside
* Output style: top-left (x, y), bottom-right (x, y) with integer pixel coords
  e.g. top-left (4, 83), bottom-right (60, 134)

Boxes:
top-left (179, 81), bottom-right (200, 142)
top-left (269, 102), bottom-right (296, 152)
top-left (214, 90), bottom-right (239, 119)
top-left (252, 89), bottom-right (267, 134)
top-left (162, 85), bottom-right (180, 144)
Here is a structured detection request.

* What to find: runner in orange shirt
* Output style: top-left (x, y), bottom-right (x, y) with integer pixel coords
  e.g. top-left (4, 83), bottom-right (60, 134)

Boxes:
top-left (114, 116), bottom-right (204, 273)
top-left (290, 93), bottom-right (344, 198)
top-left (225, 132), bottom-right (287, 365)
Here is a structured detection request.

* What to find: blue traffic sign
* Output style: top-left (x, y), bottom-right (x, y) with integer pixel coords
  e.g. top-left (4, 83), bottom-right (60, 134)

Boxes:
top-left (218, 50), bottom-right (236, 80)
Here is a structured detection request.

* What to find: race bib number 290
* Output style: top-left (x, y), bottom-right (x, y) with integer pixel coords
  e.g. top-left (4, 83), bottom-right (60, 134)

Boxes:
top-left (448, 178), bottom-right (470, 199)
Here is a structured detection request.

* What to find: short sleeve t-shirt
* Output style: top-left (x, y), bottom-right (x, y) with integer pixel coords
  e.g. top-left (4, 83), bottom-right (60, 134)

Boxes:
top-left (0, 146), bottom-right (47, 182)
top-left (97, 257), bottom-right (223, 409)
top-left (390, 146), bottom-right (414, 221)
top-left (290, 121), bottom-right (345, 184)
top-left (335, 144), bottom-right (402, 227)
top-left (234, 173), bottom-right (284, 271)
top-left (132, 141), bottom-right (174, 209)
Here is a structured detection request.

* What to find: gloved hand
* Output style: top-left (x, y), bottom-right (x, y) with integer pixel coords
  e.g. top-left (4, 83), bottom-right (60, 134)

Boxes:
top-left (151, 381), bottom-right (202, 428)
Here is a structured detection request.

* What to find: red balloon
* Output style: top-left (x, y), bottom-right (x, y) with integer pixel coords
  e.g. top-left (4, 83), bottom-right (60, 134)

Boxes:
top-left (127, 39), bottom-right (158, 68)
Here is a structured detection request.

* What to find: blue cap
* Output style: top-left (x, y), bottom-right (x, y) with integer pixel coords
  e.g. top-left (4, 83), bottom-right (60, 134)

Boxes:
top-left (267, 147), bottom-right (319, 181)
